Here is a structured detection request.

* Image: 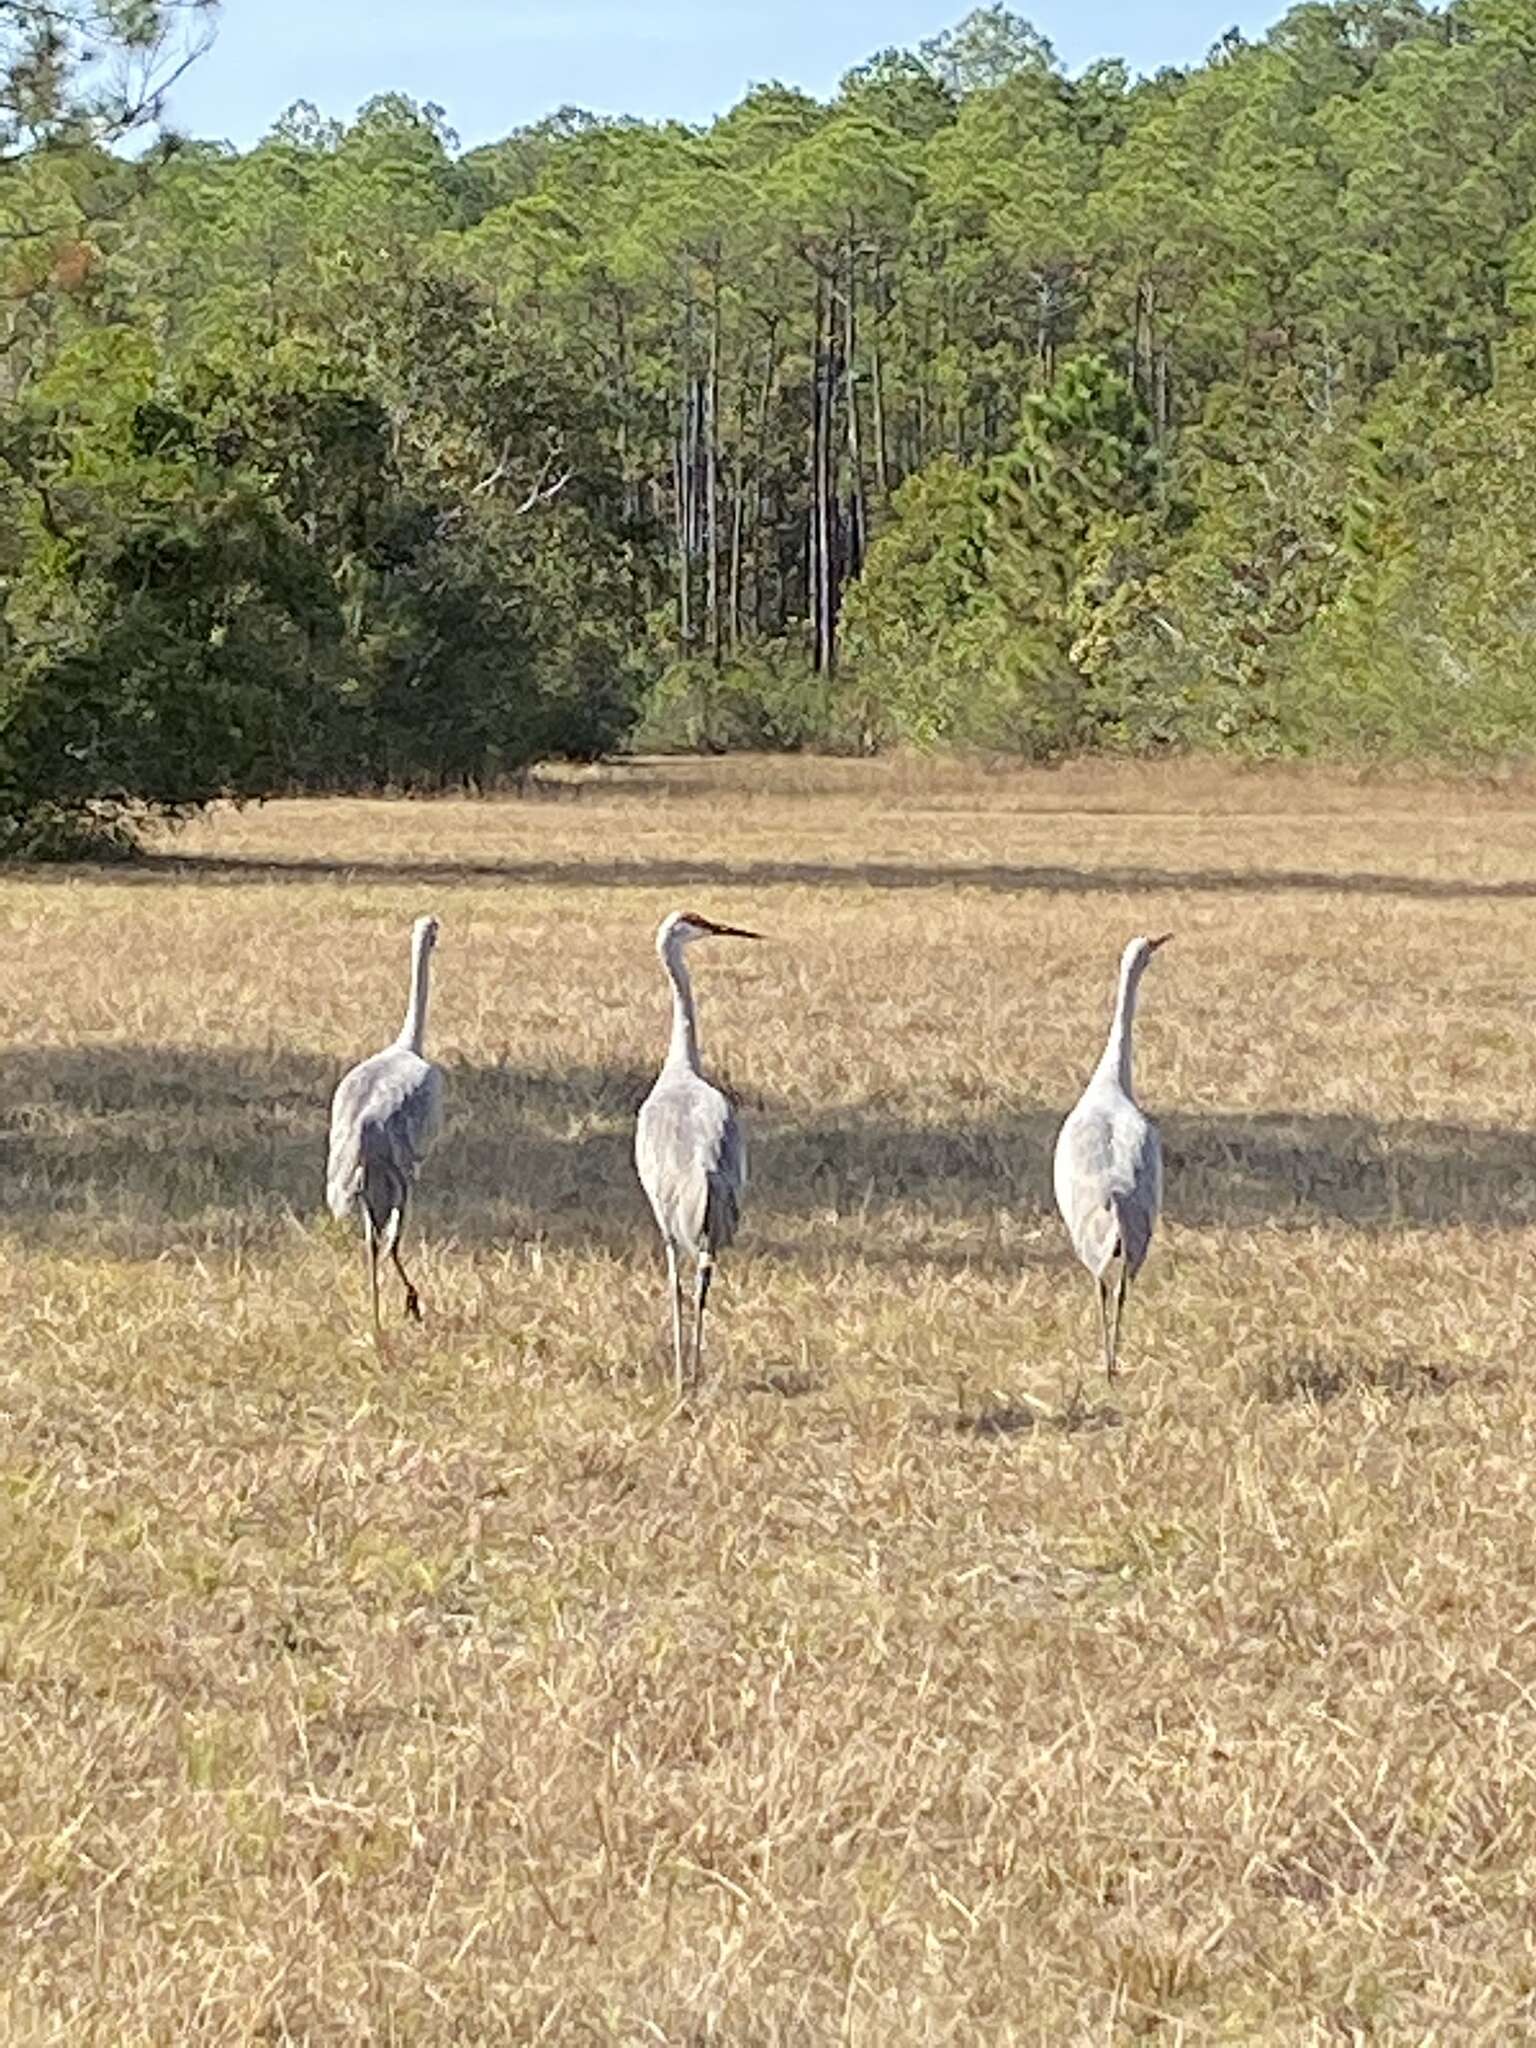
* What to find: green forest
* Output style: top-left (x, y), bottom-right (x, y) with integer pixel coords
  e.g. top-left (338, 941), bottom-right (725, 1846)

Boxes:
top-left (6, 0), bottom-right (1536, 850)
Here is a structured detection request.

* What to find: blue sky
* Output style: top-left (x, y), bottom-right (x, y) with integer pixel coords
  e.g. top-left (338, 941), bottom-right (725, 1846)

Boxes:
top-left (164, 2), bottom-right (1287, 151)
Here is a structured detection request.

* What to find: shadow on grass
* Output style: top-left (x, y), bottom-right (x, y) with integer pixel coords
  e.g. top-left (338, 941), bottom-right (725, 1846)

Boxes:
top-left (2, 1044), bottom-right (1536, 1257)
top-left (951, 1398), bottom-right (1124, 1438)
top-left (0, 1045), bottom-right (651, 1258)
top-left (14, 848), bottom-right (1536, 906)
top-left (740, 1370), bottom-right (821, 1399)
top-left (1251, 1352), bottom-right (1462, 1406)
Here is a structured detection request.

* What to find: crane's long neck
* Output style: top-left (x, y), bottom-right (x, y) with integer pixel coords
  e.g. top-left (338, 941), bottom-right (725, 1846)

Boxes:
top-left (397, 933), bottom-right (432, 1055)
top-left (662, 938), bottom-right (701, 1074)
top-left (1093, 954), bottom-right (1142, 1096)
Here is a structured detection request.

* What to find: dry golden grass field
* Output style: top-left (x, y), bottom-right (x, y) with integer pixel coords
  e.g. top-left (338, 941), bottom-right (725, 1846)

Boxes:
top-left (8, 754), bottom-right (1536, 2044)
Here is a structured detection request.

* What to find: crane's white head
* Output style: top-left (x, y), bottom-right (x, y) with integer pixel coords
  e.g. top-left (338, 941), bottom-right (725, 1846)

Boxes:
top-left (1121, 932), bottom-right (1172, 977)
top-left (656, 909), bottom-right (762, 955)
top-left (412, 914), bottom-right (441, 953)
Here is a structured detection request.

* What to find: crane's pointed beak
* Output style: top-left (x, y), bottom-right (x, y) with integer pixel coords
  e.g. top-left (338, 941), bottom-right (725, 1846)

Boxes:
top-left (1148, 932), bottom-right (1174, 952)
top-left (696, 917), bottom-right (762, 939)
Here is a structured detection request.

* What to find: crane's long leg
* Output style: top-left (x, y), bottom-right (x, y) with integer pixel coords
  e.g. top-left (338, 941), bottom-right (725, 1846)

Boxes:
top-left (665, 1242), bottom-right (685, 1399)
top-left (391, 1240), bottom-right (423, 1322)
top-left (691, 1256), bottom-right (714, 1389)
top-left (381, 1198), bottom-right (422, 1321)
top-left (362, 1208), bottom-right (382, 1352)
top-left (1107, 1265), bottom-right (1129, 1381)
top-left (1097, 1275), bottom-right (1114, 1383)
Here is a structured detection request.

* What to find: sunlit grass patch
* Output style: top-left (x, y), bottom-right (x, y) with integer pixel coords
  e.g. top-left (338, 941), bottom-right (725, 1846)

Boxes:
top-left (4, 758), bottom-right (1536, 2039)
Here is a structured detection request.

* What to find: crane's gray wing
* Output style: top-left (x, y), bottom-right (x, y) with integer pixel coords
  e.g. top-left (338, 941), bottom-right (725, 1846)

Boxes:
top-left (704, 1098), bottom-right (746, 1251)
top-left (1110, 1118), bottom-right (1160, 1278)
top-left (1053, 1095), bottom-right (1162, 1280)
top-left (392, 1057), bottom-right (444, 1165)
top-left (327, 1050), bottom-right (443, 1224)
top-left (635, 1073), bottom-right (746, 1257)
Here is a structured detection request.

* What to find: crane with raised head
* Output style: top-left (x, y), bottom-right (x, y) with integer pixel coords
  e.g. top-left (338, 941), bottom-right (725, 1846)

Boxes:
top-left (1053, 933), bottom-right (1172, 1385)
top-left (326, 914), bottom-right (444, 1344)
top-left (635, 910), bottom-right (760, 1395)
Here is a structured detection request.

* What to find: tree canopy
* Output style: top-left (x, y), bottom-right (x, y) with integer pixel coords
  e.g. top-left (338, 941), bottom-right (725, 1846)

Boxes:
top-left (8, 1), bottom-right (1536, 848)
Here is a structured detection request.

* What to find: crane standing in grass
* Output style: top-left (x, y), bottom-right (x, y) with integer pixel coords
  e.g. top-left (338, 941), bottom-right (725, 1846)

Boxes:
top-left (327, 914), bottom-right (444, 1345)
top-left (1053, 933), bottom-right (1172, 1385)
top-left (635, 910), bottom-right (760, 1395)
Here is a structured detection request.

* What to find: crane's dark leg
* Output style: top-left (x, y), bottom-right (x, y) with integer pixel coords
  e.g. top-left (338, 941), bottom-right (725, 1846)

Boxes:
top-left (387, 1201), bottom-right (423, 1321)
top-left (1107, 1266), bottom-right (1129, 1381)
top-left (1097, 1275), bottom-right (1115, 1383)
top-left (691, 1256), bottom-right (715, 1388)
top-left (391, 1243), bottom-right (423, 1321)
top-left (665, 1242), bottom-right (686, 1398)
top-left (362, 1208), bottom-right (383, 1351)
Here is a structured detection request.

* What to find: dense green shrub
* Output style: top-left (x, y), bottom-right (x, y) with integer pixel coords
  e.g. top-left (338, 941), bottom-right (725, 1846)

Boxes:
top-left (841, 359), bottom-right (1157, 756)
top-left (634, 645), bottom-right (867, 754)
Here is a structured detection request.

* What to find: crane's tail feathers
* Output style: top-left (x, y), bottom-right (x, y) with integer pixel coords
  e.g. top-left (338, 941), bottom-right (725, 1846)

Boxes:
top-left (355, 1149), bottom-right (411, 1243)
top-left (329, 1114), bottom-right (415, 1232)
top-left (1106, 1192), bottom-right (1154, 1280)
top-left (326, 1150), bottom-right (365, 1221)
top-left (1082, 1194), bottom-right (1129, 1281)
top-left (326, 1117), bottom-right (376, 1220)
top-left (1107, 1195), bottom-right (1127, 1266)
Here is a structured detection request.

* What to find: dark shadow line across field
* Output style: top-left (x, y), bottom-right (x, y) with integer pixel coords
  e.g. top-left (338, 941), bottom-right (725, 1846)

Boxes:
top-left (3, 1044), bottom-right (1535, 1258)
top-left (11, 851), bottom-right (1536, 904)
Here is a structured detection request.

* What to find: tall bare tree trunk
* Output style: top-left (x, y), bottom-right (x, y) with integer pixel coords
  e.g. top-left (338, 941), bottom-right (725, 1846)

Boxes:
top-left (820, 270), bottom-right (837, 678)
top-left (753, 320), bottom-right (778, 639)
top-left (706, 256), bottom-right (722, 670)
top-left (870, 253), bottom-right (890, 501)
top-left (611, 293), bottom-right (636, 526)
top-left (728, 374), bottom-right (747, 655)
top-left (843, 223), bottom-right (867, 587)
top-left (809, 271), bottom-right (825, 673)
top-left (807, 269), bottom-right (840, 677)
top-left (674, 430), bottom-right (689, 654)
top-left (678, 282), bottom-right (695, 656)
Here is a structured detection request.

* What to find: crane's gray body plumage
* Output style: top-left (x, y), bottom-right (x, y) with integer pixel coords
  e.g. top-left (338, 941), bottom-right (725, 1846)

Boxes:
top-left (1053, 933), bottom-right (1169, 1381)
top-left (326, 1046), bottom-right (444, 1248)
top-left (635, 1070), bottom-right (745, 1260)
top-left (635, 910), bottom-right (757, 1392)
top-left (326, 914), bottom-right (443, 1335)
top-left (1053, 1089), bottom-right (1161, 1282)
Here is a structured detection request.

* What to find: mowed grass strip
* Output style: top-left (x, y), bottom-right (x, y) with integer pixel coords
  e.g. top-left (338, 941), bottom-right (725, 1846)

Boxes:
top-left (3, 758), bottom-right (1536, 2043)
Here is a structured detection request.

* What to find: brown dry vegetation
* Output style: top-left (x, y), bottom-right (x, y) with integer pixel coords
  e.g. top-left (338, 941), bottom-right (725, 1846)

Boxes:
top-left (4, 755), bottom-right (1536, 2043)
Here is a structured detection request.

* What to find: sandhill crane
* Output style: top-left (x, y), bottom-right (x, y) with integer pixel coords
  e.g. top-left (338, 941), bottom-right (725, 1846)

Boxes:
top-left (326, 914), bottom-right (444, 1344)
top-left (1053, 933), bottom-right (1171, 1384)
top-left (635, 910), bottom-right (759, 1394)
